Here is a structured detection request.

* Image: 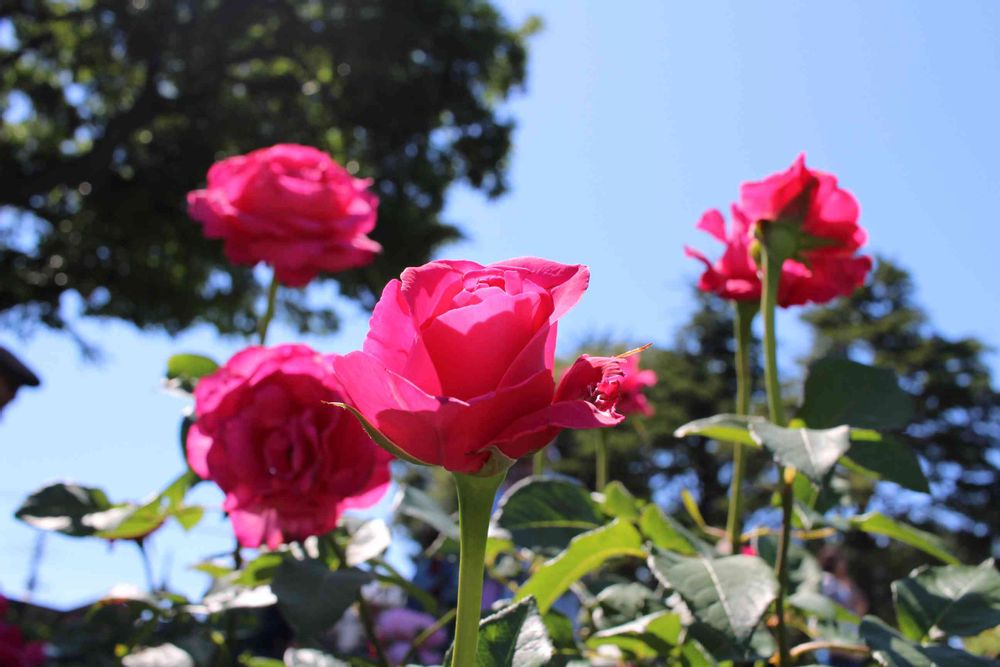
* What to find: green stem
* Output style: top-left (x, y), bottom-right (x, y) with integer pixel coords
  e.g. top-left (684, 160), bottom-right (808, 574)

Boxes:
top-left (403, 607), bottom-right (457, 665)
top-left (595, 429), bottom-right (609, 491)
top-left (760, 246), bottom-right (786, 426)
top-left (775, 468), bottom-right (795, 667)
top-left (451, 471), bottom-right (506, 667)
top-left (725, 301), bottom-right (757, 551)
top-left (327, 536), bottom-right (389, 667)
top-left (136, 539), bottom-right (155, 592)
top-left (760, 243), bottom-right (792, 666)
top-left (257, 272), bottom-right (280, 345)
top-left (532, 449), bottom-right (545, 477)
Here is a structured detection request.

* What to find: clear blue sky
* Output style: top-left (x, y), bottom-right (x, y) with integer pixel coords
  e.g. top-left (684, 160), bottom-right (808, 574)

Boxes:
top-left (2, 1), bottom-right (999, 608)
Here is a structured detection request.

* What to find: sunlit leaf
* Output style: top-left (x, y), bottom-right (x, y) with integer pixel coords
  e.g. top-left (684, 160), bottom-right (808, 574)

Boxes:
top-left (495, 476), bottom-right (603, 552)
top-left (798, 357), bottom-right (914, 430)
top-left (516, 519), bottom-right (645, 613)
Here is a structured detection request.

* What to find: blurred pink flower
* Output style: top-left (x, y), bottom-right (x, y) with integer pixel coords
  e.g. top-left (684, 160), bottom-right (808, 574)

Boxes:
top-left (187, 144), bottom-right (380, 287)
top-left (187, 345), bottom-right (392, 548)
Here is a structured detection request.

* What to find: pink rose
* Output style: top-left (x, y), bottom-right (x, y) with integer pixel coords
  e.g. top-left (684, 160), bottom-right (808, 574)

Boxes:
top-left (616, 352), bottom-right (657, 417)
top-left (739, 154), bottom-right (867, 255)
top-left (334, 258), bottom-right (626, 474)
top-left (187, 144), bottom-right (381, 287)
top-left (186, 345), bottom-right (392, 548)
top-left (686, 155), bottom-right (872, 307)
top-left (685, 207), bottom-right (762, 302)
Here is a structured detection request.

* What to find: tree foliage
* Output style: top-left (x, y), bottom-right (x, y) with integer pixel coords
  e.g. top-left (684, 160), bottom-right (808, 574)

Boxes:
top-left (804, 258), bottom-right (1000, 562)
top-left (0, 0), bottom-right (534, 341)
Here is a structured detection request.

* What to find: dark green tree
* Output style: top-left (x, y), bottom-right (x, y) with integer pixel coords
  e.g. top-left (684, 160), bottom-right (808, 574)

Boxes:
top-left (0, 0), bottom-right (535, 342)
top-left (803, 257), bottom-right (999, 563)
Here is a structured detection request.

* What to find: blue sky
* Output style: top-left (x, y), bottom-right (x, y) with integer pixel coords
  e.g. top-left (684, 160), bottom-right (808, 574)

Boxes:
top-left (2, 1), bottom-right (999, 607)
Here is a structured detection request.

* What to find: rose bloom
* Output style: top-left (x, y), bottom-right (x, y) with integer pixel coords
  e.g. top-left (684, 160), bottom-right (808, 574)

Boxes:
top-left (616, 352), bottom-right (657, 417)
top-left (335, 258), bottom-right (628, 474)
top-left (740, 153), bottom-right (867, 255)
top-left (0, 597), bottom-right (44, 667)
top-left (686, 155), bottom-right (871, 307)
top-left (186, 345), bottom-right (392, 548)
top-left (187, 144), bottom-right (381, 287)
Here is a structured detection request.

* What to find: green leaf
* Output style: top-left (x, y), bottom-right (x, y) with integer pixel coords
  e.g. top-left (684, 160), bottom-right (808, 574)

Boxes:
top-left (673, 414), bottom-right (762, 447)
top-left (798, 357), bottom-right (914, 430)
top-left (173, 506), bottom-right (204, 531)
top-left (592, 583), bottom-right (666, 630)
top-left (649, 553), bottom-right (778, 648)
top-left (788, 590), bottom-right (861, 625)
top-left (755, 535), bottom-right (823, 595)
top-left (345, 519), bottom-right (391, 566)
top-left (271, 559), bottom-right (372, 638)
top-left (444, 597), bottom-right (554, 667)
top-left (749, 421), bottom-right (851, 483)
top-left (515, 519), bottom-right (645, 613)
top-left (587, 611), bottom-right (682, 659)
top-left (541, 608), bottom-right (580, 658)
top-left (495, 477), bottom-right (603, 552)
top-left (848, 513), bottom-right (960, 565)
top-left (96, 471), bottom-right (203, 539)
top-left (281, 649), bottom-right (349, 667)
top-left (165, 353), bottom-right (219, 391)
top-left (396, 484), bottom-right (459, 540)
top-left (93, 502), bottom-right (166, 540)
top-left (860, 615), bottom-right (995, 667)
top-left (599, 480), bottom-right (642, 520)
top-left (637, 504), bottom-right (704, 556)
top-left (230, 552), bottom-right (284, 587)
top-left (15, 482), bottom-right (112, 536)
top-left (842, 434), bottom-right (929, 493)
top-left (893, 559), bottom-right (1000, 641)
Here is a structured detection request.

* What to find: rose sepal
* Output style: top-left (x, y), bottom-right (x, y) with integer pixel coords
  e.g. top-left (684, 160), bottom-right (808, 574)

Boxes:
top-left (330, 402), bottom-right (432, 467)
top-left (469, 445), bottom-right (517, 478)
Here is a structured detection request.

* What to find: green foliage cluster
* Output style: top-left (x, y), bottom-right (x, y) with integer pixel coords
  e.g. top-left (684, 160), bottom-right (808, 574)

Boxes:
top-left (11, 258), bottom-right (1000, 665)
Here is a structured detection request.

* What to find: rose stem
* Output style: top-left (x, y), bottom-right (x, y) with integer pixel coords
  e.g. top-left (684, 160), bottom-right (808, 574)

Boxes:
top-left (595, 428), bottom-right (609, 491)
top-left (257, 271), bottom-right (280, 345)
top-left (760, 242), bottom-right (793, 667)
top-left (725, 300), bottom-right (757, 551)
top-left (532, 449), bottom-right (545, 476)
top-left (402, 607), bottom-right (456, 665)
top-left (450, 470), bottom-right (506, 667)
top-left (326, 535), bottom-right (390, 667)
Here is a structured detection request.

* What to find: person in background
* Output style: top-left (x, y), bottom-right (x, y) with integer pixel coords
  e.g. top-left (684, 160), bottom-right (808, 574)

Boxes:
top-left (0, 347), bottom-right (40, 416)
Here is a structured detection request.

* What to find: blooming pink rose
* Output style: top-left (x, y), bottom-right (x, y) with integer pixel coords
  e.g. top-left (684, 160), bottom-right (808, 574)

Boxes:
top-left (187, 144), bottom-right (381, 287)
top-left (685, 207), bottom-right (762, 302)
top-left (334, 258), bottom-right (627, 474)
top-left (740, 154), bottom-right (867, 255)
top-left (186, 345), bottom-right (392, 548)
top-left (686, 155), bottom-right (872, 307)
top-left (616, 352), bottom-right (657, 417)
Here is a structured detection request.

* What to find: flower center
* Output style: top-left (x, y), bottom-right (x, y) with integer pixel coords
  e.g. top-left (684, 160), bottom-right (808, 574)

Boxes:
top-left (589, 361), bottom-right (624, 412)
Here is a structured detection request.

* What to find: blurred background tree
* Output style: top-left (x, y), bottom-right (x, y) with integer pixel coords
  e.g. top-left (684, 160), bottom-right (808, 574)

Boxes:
top-left (0, 0), bottom-right (536, 345)
top-left (555, 257), bottom-right (998, 609)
